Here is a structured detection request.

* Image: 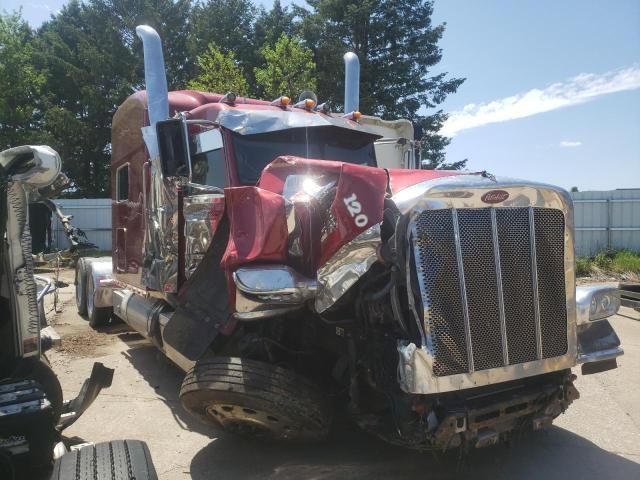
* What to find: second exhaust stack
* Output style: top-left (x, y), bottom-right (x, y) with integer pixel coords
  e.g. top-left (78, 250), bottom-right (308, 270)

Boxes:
top-left (344, 52), bottom-right (360, 114)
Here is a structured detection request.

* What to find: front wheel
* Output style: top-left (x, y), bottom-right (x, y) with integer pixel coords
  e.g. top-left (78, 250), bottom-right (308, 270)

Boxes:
top-left (179, 357), bottom-right (331, 441)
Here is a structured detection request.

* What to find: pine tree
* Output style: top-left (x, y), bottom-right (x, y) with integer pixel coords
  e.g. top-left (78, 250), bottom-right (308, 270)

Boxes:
top-left (254, 34), bottom-right (317, 100)
top-left (254, 0), bottom-right (295, 49)
top-left (189, 43), bottom-right (250, 96)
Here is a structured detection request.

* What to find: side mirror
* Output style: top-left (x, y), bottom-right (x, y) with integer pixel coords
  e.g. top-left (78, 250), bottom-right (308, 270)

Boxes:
top-left (156, 118), bottom-right (190, 177)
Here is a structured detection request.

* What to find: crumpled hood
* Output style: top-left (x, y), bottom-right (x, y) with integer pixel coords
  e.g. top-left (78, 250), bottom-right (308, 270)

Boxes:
top-left (221, 156), bottom-right (470, 275)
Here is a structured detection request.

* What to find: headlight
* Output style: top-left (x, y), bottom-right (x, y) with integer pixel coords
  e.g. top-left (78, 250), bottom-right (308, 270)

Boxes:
top-left (576, 285), bottom-right (620, 324)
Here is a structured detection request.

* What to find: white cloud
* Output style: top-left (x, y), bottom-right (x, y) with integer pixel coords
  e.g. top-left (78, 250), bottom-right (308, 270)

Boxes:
top-left (559, 140), bottom-right (582, 147)
top-left (442, 66), bottom-right (640, 136)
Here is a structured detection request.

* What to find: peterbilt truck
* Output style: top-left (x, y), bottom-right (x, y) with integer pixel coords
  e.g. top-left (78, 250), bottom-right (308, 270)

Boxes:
top-left (75, 25), bottom-right (623, 450)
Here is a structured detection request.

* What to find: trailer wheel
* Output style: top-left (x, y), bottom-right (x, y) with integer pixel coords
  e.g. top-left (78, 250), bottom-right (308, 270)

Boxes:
top-left (86, 272), bottom-right (111, 328)
top-left (49, 440), bottom-right (157, 480)
top-left (75, 257), bottom-right (88, 315)
top-left (180, 357), bottom-right (331, 441)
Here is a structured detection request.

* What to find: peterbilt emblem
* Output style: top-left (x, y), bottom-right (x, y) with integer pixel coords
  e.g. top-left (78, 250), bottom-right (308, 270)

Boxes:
top-left (481, 190), bottom-right (509, 204)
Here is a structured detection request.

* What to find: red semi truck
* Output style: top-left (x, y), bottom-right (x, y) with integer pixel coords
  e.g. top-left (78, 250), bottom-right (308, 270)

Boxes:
top-left (75, 26), bottom-right (623, 450)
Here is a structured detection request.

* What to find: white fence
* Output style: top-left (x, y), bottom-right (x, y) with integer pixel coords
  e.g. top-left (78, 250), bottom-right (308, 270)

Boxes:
top-left (48, 190), bottom-right (640, 257)
top-left (51, 198), bottom-right (112, 251)
top-left (571, 189), bottom-right (640, 257)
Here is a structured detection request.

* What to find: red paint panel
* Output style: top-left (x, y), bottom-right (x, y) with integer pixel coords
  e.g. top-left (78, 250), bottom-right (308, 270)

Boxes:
top-left (221, 187), bottom-right (289, 269)
top-left (387, 169), bottom-right (463, 194)
top-left (319, 163), bottom-right (388, 266)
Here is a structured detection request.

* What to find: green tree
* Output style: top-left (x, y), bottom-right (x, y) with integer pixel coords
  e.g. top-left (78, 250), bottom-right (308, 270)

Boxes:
top-left (32, 0), bottom-right (192, 196)
top-left (0, 11), bottom-right (46, 149)
top-left (254, 0), bottom-right (295, 49)
top-left (191, 0), bottom-right (257, 79)
top-left (254, 34), bottom-right (317, 100)
top-left (188, 43), bottom-right (250, 96)
top-left (298, 0), bottom-right (465, 169)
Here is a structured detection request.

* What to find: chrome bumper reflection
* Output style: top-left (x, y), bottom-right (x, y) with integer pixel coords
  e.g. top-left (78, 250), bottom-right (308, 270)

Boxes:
top-left (233, 265), bottom-right (317, 320)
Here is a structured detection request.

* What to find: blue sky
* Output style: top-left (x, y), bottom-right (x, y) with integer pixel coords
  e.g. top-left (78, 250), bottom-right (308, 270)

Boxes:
top-left (6, 0), bottom-right (640, 191)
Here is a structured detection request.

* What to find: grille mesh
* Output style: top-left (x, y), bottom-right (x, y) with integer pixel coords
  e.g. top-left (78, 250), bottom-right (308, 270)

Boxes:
top-left (496, 209), bottom-right (539, 364)
top-left (413, 207), bottom-right (567, 377)
top-left (414, 210), bottom-right (469, 376)
top-left (534, 209), bottom-right (568, 358)
top-left (457, 209), bottom-right (504, 370)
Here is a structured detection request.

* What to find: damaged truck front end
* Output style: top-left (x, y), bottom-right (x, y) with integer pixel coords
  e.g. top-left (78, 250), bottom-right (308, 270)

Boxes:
top-left (216, 165), bottom-right (623, 450)
top-left (80, 25), bottom-right (623, 452)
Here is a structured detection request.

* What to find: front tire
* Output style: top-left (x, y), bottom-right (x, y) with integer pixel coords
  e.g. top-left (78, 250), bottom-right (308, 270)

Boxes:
top-left (86, 272), bottom-right (111, 328)
top-left (180, 357), bottom-right (331, 441)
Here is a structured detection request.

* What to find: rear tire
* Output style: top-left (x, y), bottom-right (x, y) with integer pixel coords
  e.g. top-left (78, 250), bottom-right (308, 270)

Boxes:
top-left (75, 257), bottom-right (87, 315)
top-left (180, 357), bottom-right (331, 441)
top-left (49, 440), bottom-right (157, 480)
top-left (86, 272), bottom-right (111, 328)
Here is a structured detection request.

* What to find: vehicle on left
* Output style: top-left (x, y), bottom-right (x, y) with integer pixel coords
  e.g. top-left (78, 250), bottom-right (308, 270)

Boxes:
top-left (0, 145), bottom-right (157, 480)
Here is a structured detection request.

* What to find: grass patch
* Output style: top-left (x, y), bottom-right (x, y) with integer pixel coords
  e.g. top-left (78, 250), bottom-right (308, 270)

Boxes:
top-left (577, 250), bottom-right (640, 276)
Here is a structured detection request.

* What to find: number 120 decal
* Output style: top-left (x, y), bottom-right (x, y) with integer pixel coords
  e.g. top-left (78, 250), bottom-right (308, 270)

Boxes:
top-left (343, 193), bottom-right (369, 228)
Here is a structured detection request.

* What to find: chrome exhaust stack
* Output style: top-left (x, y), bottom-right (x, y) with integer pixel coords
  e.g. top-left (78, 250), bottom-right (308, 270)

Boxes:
top-left (343, 52), bottom-right (360, 113)
top-left (136, 25), bottom-right (169, 128)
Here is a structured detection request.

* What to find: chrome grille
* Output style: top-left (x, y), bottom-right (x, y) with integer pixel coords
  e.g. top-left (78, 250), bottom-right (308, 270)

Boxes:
top-left (412, 207), bottom-right (568, 377)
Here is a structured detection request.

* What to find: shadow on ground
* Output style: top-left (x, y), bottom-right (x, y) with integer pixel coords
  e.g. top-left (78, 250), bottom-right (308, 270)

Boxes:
top-left (115, 335), bottom-right (639, 480)
top-left (120, 341), bottom-right (219, 438)
top-left (189, 425), bottom-right (640, 480)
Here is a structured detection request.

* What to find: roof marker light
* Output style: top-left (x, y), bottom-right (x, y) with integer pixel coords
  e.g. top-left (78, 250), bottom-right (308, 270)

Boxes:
top-left (342, 111), bottom-right (361, 121)
top-left (270, 96), bottom-right (290, 107)
top-left (294, 98), bottom-right (316, 110)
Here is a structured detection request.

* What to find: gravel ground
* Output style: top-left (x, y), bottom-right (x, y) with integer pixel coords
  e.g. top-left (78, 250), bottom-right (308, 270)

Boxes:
top-left (41, 268), bottom-right (640, 480)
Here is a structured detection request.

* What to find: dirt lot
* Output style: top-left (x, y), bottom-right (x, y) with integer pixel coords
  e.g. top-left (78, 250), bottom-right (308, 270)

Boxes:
top-left (43, 268), bottom-right (640, 480)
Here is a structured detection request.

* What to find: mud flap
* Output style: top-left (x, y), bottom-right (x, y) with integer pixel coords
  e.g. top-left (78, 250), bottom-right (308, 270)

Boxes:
top-left (57, 362), bottom-right (114, 431)
top-left (162, 219), bottom-right (233, 361)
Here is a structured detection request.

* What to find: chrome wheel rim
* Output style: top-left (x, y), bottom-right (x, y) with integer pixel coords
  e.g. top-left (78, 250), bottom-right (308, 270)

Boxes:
top-left (205, 403), bottom-right (292, 437)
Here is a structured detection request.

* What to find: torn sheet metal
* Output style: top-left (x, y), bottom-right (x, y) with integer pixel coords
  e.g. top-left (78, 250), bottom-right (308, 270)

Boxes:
top-left (315, 223), bottom-right (381, 313)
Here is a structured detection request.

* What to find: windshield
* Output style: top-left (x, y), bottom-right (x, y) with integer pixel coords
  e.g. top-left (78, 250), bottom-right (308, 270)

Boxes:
top-left (232, 126), bottom-right (378, 185)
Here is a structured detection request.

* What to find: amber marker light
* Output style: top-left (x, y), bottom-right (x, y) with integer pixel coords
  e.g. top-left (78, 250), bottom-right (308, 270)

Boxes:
top-left (342, 111), bottom-right (362, 121)
top-left (271, 96), bottom-right (290, 107)
top-left (294, 98), bottom-right (317, 110)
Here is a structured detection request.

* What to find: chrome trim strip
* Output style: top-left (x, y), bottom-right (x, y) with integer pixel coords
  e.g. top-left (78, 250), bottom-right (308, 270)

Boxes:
top-left (398, 341), bottom-right (577, 394)
top-left (577, 346), bottom-right (623, 364)
top-left (490, 208), bottom-right (509, 366)
top-left (528, 206), bottom-right (543, 360)
top-left (452, 209), bottom-right (474, 373)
